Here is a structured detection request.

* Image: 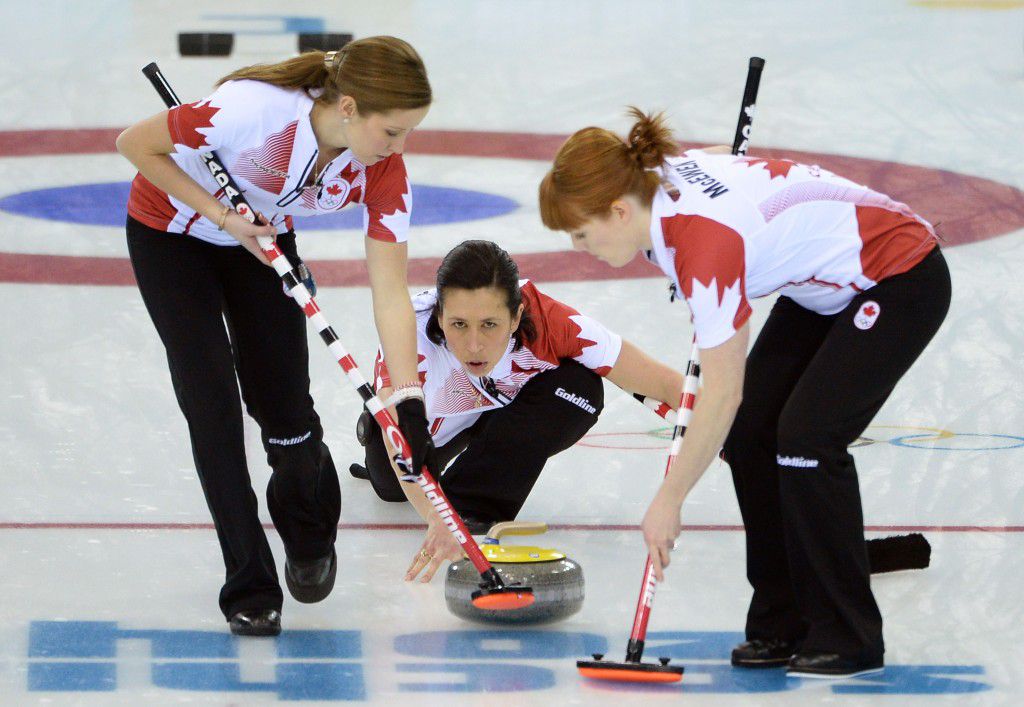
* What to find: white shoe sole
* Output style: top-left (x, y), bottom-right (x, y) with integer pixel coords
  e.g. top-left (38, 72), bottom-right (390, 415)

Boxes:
top-left (787, 665), bottom-right (884, 679)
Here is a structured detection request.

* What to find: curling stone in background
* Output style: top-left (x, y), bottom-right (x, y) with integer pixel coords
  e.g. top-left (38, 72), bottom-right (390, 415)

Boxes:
top-left (297, 33), bottom-right (354, 53)
top-left (445, 522), bottom-right (584, 624)
top-left (178, 33), bottom-right (234, 57)
top-left (177, 32), bottom-right (353, 57)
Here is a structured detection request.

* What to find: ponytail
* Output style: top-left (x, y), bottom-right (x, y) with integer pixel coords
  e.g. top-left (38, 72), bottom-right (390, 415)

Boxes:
top-left (217, 35), bottom-right (431, 114)
top-left (539, 107), bottom-right (675, 231)
top-left (218, 51), bottom-right (330, 93)
top-left (625, 107), bottom-right (676, 170)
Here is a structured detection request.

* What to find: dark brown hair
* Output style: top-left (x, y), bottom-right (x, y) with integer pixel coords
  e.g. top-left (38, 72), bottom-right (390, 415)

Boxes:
top-left (426, 240), bottom-right (536, 350)
top-left (539, 107), bottom-right (676, 231)
top-left (218, 35), bottom-right (431, 114)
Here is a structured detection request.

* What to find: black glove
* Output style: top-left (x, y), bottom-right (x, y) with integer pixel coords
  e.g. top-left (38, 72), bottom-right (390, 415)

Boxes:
top-left (395, 398), bottom-right (438, 477)
top-left (355, 408), bottom-right (374, 447)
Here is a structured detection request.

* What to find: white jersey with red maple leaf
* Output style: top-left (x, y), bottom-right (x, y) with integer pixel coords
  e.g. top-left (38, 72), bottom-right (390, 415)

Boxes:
top-left (646, 151), bottom-right (938, 348)
top-left (127, 79), bottom-right (412, 245)
top-left (373, 280), bottom-right (622, 447)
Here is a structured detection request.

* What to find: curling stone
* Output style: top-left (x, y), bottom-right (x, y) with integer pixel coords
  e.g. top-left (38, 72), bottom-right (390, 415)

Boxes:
top-left (178, 33), bottom-right (234, 57)
top-left (445, 522), bottom-right (584, 624)
top-left (298, 32), bottom-right (354, 53)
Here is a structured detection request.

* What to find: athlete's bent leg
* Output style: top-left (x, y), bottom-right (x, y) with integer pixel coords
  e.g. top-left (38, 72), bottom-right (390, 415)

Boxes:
top-left (440, 360), bottom-right (604, 524)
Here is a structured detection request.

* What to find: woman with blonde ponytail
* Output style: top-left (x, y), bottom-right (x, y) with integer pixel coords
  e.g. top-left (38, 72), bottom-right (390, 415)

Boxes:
top-left (541, 109), bottom-right (950, 678)
top-left (116, 36), bottom-right (433, 636)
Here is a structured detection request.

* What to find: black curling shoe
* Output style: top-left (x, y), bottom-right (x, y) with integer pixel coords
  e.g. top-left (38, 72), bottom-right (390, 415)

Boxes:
top-left (229, 609), bottom-right (281, 637)
top-left (787, 651), bottom-right (884, 679)
top-left (285, 548), bottom-right (337, 604)
top-left (731, 639), bottom-right (801, 668)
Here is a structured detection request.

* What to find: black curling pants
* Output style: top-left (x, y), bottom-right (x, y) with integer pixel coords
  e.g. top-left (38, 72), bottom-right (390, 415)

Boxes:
top-left (127, 218), bottom-right (341, 620)
top-left (363, 360), bottom-right (604, 524)
top-left (721, 247), bottom-right (951, 660)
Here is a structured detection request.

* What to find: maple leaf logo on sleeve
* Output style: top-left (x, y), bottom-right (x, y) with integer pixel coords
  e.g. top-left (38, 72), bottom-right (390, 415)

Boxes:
top-left (168, 99), bottom-right (220, 150)
top-left (663, 214), bottom-right (753, 333)
top-left (377, 188), bottom-right (412, 238)
top-left (735, 156), bottom-right (796, 180)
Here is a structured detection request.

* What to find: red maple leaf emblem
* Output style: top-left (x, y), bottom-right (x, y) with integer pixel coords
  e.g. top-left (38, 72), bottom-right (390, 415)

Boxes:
top-left (736, 157), bottom-right (796, 180)
top-left (326, 183), bottom-right (343, 196)
top-left (170, 100), bottom-right (220, 150)
top-left (862, 305), bottom-right (877, 317)
top-left (334, 163), bottom-right (364, 204)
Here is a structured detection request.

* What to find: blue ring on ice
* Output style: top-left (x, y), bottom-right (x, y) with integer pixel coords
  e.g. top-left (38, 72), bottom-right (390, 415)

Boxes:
top-left (0, 182), bottom-right (518, 229)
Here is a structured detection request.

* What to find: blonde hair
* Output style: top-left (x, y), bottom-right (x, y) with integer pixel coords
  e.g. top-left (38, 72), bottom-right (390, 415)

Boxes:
top-left (539, 107), bottom-right (676, 231)
top-left (217, 35), bottom-right (431, 114)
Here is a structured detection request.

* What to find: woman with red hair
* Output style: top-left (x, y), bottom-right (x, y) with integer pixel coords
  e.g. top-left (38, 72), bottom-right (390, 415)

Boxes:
top-left (539, 108), bottom-right (950, 678)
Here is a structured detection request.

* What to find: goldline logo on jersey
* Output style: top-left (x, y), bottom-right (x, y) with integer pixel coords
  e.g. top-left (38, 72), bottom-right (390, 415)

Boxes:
top-left (777, 455), bottom-right (819, 469)
top-left (554, 387), bottom-right (597, 414)
top-left (671, 161), bottom-right (729, 198)
top-left (854, 301), bottom-right (881, 330)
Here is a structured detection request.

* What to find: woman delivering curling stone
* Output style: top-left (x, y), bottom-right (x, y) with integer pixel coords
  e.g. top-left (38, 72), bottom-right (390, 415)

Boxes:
top-left (350, 240), bottom-right (684, 582)
top-left (116, 37), bottom-right (434, 636)
top-left (538, 109), bottom-right (950, 678)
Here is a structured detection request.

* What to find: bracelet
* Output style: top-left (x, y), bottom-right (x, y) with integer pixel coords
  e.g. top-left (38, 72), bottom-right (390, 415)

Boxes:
top-left (387, 384), bottom-right (424, 406)
top-left (216, 205), bottom-right (231, 231)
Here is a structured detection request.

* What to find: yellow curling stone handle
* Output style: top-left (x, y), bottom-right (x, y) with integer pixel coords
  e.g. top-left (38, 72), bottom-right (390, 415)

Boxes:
top-left (486, 521), bottom-right (548, 540)
top-left (481, 521), bottom-right (564, 563)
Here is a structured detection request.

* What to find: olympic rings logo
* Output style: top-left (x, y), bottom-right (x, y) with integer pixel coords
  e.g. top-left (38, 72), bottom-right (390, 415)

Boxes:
top-left (849, 425), bottom-right (1024, 451)
top-left (578, 425), bottom-right (1024, 452)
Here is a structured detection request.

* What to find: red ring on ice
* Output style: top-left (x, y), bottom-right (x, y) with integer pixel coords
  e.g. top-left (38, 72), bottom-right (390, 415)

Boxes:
top-left (1, 128), bottom-right (1022, 286)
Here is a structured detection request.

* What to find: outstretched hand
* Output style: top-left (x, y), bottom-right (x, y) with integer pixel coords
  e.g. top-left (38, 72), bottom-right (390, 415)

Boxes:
top-left (641, 487), bottom-right (684, 582)
top-left (405, 514), bottom-right (465, 583)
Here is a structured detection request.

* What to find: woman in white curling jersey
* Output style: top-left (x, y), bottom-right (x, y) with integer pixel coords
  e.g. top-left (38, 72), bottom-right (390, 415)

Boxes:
top-left (350, 240), bottom-right (684, 582)
top-left (116, 37), bottom-right (434, 636)
top-left (539, 109), bottom-right (950, 678)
